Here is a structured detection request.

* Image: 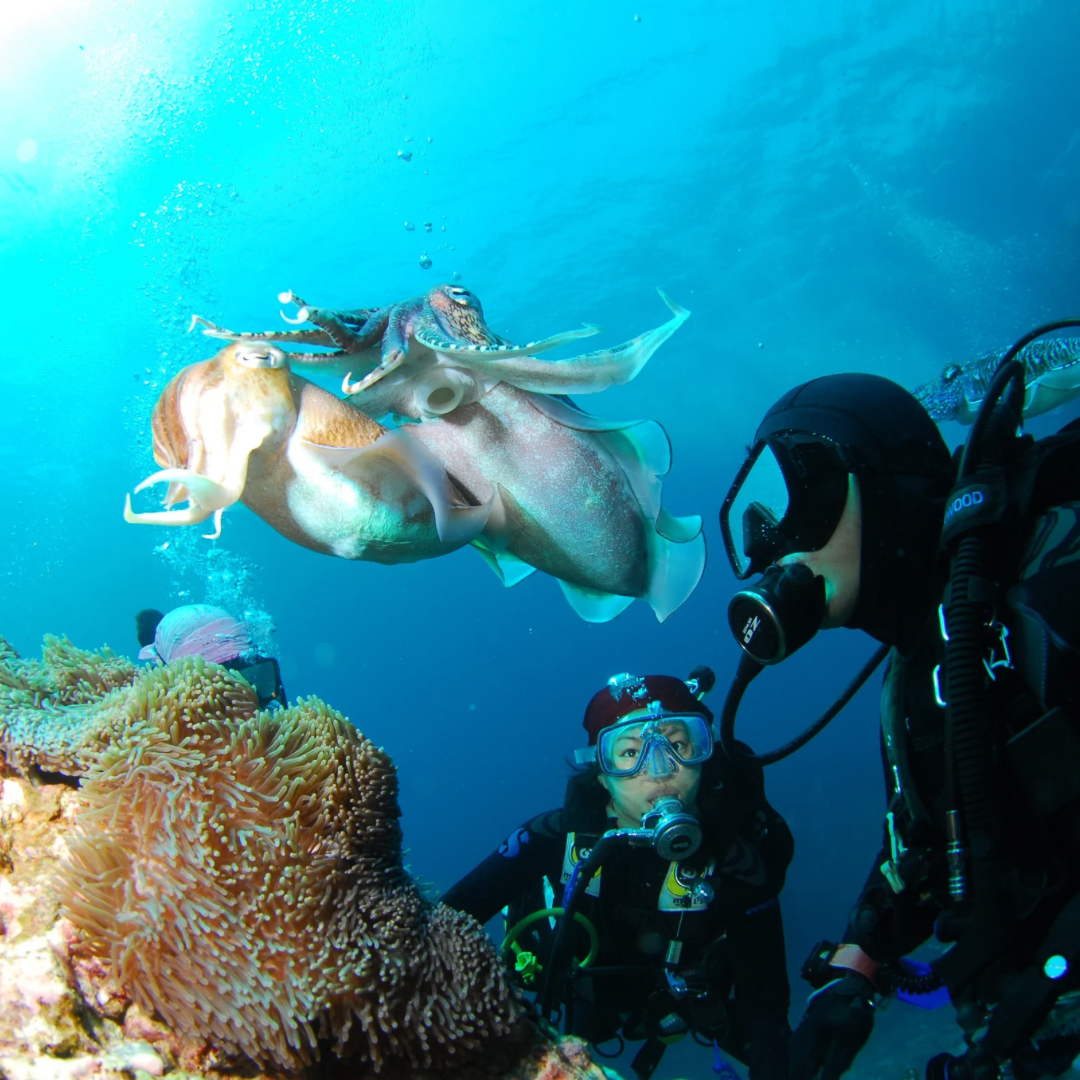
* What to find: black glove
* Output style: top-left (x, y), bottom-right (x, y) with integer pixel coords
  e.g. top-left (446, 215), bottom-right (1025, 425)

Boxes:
top-left (789, 973), bottom-right (876, 1080)
top-left (926, 1049), bottom-right (1000, 1080)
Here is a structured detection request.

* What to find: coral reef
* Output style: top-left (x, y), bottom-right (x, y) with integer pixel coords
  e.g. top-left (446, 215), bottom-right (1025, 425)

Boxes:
top-left (59, 659), bottom-right (516, 1071)
top-left (0, 635), bottom-right (137, 776)
top-left (0, 635), bottom-right (612, 1079)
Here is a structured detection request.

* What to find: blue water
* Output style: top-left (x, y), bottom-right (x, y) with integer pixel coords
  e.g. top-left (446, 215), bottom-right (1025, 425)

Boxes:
top-left (3, 2), bottom-right (1080, 1077)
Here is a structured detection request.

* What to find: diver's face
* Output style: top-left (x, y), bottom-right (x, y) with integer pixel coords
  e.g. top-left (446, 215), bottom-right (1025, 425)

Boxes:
top-left (778, 473), bottom-right (862, 629)
top-left (599, 756), bottom-right (702, 830)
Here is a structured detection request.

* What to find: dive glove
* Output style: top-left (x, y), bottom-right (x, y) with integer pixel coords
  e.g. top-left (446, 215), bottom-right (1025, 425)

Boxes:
top-left (789, 973), bottom-right (876, 1080)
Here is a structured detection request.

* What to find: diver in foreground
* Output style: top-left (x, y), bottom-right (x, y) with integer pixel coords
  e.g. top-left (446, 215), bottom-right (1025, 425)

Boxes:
top-left (442, 670), bottom-right (793, 1080)
top-left (716, 342), bottom-right (1080, 1080)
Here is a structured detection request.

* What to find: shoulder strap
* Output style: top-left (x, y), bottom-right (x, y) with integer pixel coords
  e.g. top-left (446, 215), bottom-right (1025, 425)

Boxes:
top-left (880, 649), bottom-right (934, 828)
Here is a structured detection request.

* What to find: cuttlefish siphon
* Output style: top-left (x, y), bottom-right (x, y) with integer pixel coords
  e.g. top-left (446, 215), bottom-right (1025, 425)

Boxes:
top-left (124, 342), bottom-right (491, 560)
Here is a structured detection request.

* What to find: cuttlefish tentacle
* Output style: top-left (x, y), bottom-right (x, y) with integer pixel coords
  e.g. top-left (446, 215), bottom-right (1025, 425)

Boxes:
top-left (456, 290), bottom-right (689, 395)
top-left (341, 299), bottom-right (424, 396)
top-left (414, 282), bottom-right (601, 361)
top-left (125, 344), bottom-right (290, 541)
top-left (190, 314), bottom-right (337, 349)
top-left (414, 323), bottom-right (601, 360)
top-left (278, 291), bottom-right (391, 353)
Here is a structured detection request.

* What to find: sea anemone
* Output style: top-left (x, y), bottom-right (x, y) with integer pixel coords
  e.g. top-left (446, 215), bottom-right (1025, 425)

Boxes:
top-left (56, 658), bottom-right (517, 1072)
top-left (0, 635), bottom-right (137, 775)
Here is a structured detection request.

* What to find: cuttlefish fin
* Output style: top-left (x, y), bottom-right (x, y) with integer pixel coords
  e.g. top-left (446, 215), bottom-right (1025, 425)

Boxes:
top-left (451, 290), bottom-right (688, 395)
top-left (556, 580), bottom-right (636, 623)
top-left (470, 535), bottom-right (539, 588)
top-left (527, 392), bottom-right (705, 622)
top-left (299, 429), bottom-right (492, 546)
top-left (526, 393), bottom-right (672, 521)
top-left (416, 323), bottom-right (601, 361)
top-left (645, 508), bottom-right (707, 623)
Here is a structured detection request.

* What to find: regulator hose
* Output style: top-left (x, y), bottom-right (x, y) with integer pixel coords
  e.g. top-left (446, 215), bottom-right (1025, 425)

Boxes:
top-left (938, 323), bottom-right (1069, 922)
top-left (720, 644), bottom-right (889, 766)
top-left (538, 833), bottom-right (615, 1023)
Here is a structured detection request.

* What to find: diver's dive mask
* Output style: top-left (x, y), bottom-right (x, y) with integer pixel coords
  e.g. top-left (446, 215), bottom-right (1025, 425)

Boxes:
top-left (720, 432), bottom-right (852, 579)
top-left (576, 710), bottom-right (714, 778)
top-left (720, 431), bottom-right (850, 663)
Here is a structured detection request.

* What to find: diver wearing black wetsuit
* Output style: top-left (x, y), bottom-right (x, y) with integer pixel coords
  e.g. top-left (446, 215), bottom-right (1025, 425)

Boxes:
top-left (717, 369), bottom-right (1080, 1080)
top-left (443, 672), bottom-right (793, 1080)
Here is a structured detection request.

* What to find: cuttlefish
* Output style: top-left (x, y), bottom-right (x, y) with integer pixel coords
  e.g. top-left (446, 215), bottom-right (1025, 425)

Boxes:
top-left (129, 293), bottom-right (705, 621)
top-left (123, 342), bottom-right (491, 561)
top-left (192, 284), bottom-right (689, 421)
top-left (913, 338), bottom-right (1080, 424)
top-left (406, 384), bottom-right (706, 622)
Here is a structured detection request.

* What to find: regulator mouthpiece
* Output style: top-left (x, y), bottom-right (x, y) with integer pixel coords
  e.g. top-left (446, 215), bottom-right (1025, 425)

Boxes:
top-left (640, 795), bottom-right (702, 861)
top-left (727, 562), bottom-right (827, 665)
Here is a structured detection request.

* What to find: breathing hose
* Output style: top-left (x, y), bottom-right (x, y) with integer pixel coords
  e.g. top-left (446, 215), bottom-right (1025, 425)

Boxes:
top-left (939, 318), bottom-right (1080, 926)
top-left (538, 833), bottom-right (616, 1022)
top-left (720, 644), bottom-right (890, 766)
top-left (501, 907), bottom-right (599, 973)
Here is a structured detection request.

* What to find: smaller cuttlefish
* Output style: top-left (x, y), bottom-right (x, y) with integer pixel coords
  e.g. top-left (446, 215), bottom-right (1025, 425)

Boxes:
top-left (124, 342), bottom-right (490, 560)
top-left (192, 284), bottom-right (689, 421)
top-left (913, 338), bottom-right (1080, 424)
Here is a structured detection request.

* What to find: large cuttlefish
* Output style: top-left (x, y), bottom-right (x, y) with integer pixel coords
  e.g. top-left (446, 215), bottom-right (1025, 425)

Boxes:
top-left (128, 292), bottom-right (705, 622)
top-left (913, 338), bottom-right (1080, 424)
top-left (123, 342), bottom-right (490, 561)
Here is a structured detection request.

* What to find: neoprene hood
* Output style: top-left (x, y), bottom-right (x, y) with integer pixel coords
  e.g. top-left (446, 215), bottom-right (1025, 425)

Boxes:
top-left (752, 373), bottom-right (954, 652)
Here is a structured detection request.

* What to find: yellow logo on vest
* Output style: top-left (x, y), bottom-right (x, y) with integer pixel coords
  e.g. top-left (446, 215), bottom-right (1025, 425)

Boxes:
top-left (561, 833), bottom-right (602, 897)
top-left (659, 858), bottom-right (716, 911)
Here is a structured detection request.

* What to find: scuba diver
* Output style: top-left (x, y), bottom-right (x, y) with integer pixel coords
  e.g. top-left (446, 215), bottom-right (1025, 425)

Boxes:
top-left (135, 604), bottom-right (288, 710)
top-left (716, 346), bottom-right (1080, 1080)
top-left (442, 668), bottom-right (793, 1080)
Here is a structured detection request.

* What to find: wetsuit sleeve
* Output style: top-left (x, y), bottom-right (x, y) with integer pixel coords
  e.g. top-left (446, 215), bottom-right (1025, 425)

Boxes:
top-left (441, 810), bottom-right (564, 926)
top-left (843, 849), bottom-right (940, 964)
top-left (727, 896), bottom-right (791, 1080)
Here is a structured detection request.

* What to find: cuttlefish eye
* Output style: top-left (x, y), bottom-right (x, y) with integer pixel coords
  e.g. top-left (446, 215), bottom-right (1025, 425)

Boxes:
top-left (235, 344), bottom-right (288, 369)
top-left (943, 363), bottom-right (962, 382)
top-left (445, 285), bottom-right (475, 307)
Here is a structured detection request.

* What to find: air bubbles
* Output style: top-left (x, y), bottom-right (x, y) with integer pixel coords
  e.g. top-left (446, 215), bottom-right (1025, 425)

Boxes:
top-left (419, 253), bottom-right (432, 270)
top-left (423, 222), bottom-right (432, 232)
top-left (404, 221), bottom-right (415, 231)
top-left (397, 150), bottom-right (413, 162)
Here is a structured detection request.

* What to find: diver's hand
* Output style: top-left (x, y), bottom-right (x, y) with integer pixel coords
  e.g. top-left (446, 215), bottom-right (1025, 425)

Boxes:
top-left (926, 1049), bottom-right (1000, 1080)
top-left (789, 973), bottom-right (876, 1080)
